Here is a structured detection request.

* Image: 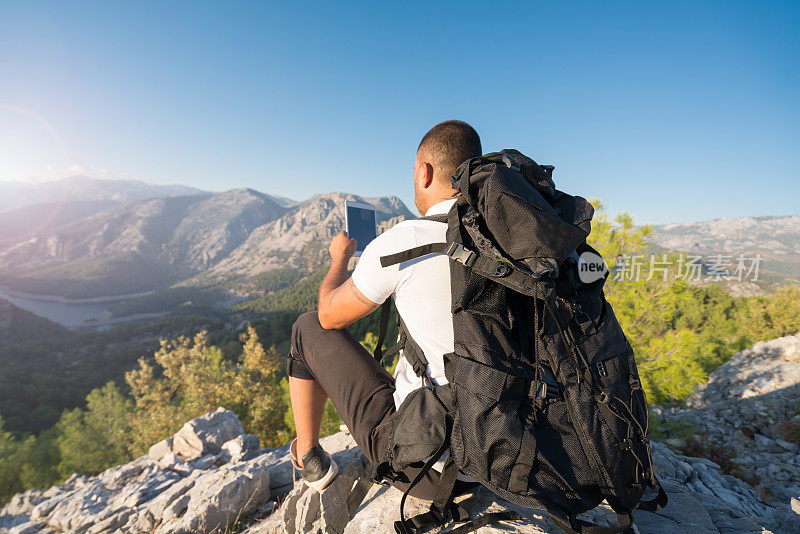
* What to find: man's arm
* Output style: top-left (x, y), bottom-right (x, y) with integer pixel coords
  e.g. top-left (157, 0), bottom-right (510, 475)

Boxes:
top-left (317, 231), bottom-right (380, 330)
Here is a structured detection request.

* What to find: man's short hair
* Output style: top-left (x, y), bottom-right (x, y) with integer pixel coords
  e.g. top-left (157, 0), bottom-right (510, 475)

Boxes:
top-left (418, 120), bottom-right (482, 185)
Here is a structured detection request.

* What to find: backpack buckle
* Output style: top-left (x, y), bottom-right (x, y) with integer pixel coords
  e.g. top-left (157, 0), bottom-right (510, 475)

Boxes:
top-left (489, 262), bottom-right (511, 278)
top-left (446, 243), bottom-right (476, 267)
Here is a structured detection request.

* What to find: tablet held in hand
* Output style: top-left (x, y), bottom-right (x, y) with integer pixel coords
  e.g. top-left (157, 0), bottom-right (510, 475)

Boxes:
top-left (344, 200), bottom-right (377, 257)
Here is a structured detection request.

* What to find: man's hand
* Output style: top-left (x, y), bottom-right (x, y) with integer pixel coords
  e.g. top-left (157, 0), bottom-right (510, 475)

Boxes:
top-left (317, 232), bottom-right (378, 330)
top-left (329, 231), bottom-right (357, 263)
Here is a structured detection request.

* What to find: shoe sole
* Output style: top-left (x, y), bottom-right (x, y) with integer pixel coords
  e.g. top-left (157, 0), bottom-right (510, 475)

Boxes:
top-left (304, 458), bottom-right (338, 491)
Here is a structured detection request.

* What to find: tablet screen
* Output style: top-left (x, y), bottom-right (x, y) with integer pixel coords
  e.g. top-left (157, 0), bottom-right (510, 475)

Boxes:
top-left (346, 204), bottom-right (377, 253)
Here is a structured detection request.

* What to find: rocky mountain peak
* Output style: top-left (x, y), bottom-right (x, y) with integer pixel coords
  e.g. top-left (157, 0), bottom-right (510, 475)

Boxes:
top-left (202, 191), bottom-right (413, 280)
top-left (297, 192), bottom-right (414, 219)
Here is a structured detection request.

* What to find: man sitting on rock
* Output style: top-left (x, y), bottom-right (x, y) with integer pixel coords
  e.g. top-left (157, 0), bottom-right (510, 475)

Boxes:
top-left (286, 120), bottom-right (481, 496)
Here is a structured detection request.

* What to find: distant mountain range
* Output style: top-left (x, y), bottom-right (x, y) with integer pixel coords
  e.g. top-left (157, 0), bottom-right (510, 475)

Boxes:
top-left (649, 215), bottom-right (800, 279)
top-left (0, 200), bottom-right (121, 244)
top-left (0, 175), bottom-right (205, 213)
top-left (0, 177), bottom-right (413, 298)
top-left (1, 176), bottom-right (796, 300)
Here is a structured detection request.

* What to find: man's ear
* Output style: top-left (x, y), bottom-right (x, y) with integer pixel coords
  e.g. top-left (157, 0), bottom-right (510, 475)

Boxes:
top-left (421, 161), bottom-right (435, 189)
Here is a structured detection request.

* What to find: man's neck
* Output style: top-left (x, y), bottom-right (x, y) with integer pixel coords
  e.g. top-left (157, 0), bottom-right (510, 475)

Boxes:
top-left (421, 189), bottom-right (457, 215)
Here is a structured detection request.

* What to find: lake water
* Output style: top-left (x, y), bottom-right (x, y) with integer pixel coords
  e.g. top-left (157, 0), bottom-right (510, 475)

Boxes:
top-left (0, 289), bottom-right (128, 328)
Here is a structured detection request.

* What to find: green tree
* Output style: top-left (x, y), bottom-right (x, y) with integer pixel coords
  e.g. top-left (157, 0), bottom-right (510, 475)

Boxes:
top-left (589, 201), bottom-right (800, 404)
top-left (634, 329), bottom-right (709, 402)
top-left (125, 325), bottom-right (288, 453)
top-left (17, 429), bottom-right (59, 492)
top-left (0, 414), bottom-right (23, 503)
top-left (587, 199), bottom-right (652, 268)
top-left (590, 204), bottom-right (712, 403)
top-left (219, 326), bottom-right (288, 446)
top-left (55, 382), bottom-right (134, 477)
top-left (0, 415), bottom-right (60, 506)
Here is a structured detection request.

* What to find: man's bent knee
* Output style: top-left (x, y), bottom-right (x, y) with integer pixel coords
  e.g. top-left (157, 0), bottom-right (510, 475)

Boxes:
top-left (293, 310), bottom-right (322, 335)
top-left (287, 311), bottom-right (323, 380)
top-left (290, 311), bottom-right (324, 356)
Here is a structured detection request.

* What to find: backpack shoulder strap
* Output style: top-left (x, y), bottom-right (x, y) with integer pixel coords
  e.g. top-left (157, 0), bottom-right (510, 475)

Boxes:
top-left (373, 300), bottom-right (431, 380)
top-left (373, 300), bottom-right (393, 362)
top-left (379, 242), bottom-right (451, 267)
top-left (420, 213), bottom-right (448, 223)
top-left (377, 212), bottom-right (449, 266)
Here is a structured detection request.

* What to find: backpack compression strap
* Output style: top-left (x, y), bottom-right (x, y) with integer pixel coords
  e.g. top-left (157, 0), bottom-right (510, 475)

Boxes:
top-left (380, 241), bottom-right (544, 298)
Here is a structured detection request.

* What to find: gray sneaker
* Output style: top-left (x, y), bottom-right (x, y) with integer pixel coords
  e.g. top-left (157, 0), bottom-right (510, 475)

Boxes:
top-left (290, 439), bottom-right (338, 491)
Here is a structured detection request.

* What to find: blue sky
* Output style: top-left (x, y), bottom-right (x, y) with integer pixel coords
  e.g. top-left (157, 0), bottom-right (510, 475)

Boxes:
top-left (1, 1), bottom-right (798, 224)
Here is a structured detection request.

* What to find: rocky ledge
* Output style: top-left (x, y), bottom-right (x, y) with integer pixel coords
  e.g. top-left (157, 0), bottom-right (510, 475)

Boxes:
top-left (0, 408), bottom-right (291, 534)
top-left (253, 431), bottom-right (800, 534)
top-left (2, 408), bottom-right (799, 533)
top-left (659, 332), bottom-right (800, 511)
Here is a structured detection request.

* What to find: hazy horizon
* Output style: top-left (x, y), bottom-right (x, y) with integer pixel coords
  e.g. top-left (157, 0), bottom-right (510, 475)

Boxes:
top-left (3, 172), bottom-right (800, 226)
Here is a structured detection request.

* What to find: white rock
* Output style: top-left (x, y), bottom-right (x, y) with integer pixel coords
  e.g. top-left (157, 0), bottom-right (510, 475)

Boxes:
top-left (1, 490), bottom-right (45, 518)
top-left (172, 431), bottom-right (204, 460)
top-left (6, 402), bottom-right (796, 534)
top-left (8, 522), bottom-right (45, 534)
top-left (158, 451), bottom-right (180, 469)
top-left (221, 434), bottom-right (260, 461)
top-left (86, 506), bottom-right (134, 534)
top-left (173, 407), bottom-right (244, 459)
top-left (145, 470), bottom-right (201, 519)
top-left (192, 453), bottom-right (221, 470)
top-left (148, 436), bottom-right (174, 461)
top-left (253, 433), bottom-right (781, 534)
top-left (155, 458), bottom-right (271, 533)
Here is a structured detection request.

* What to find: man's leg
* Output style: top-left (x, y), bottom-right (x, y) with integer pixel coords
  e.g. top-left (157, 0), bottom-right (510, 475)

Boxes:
top-left (286, 310), bottom-right (396, 462)
top-left (286, 311), bottom-right (472, 499)
top-left (288, 376), bottom-right (328, 464)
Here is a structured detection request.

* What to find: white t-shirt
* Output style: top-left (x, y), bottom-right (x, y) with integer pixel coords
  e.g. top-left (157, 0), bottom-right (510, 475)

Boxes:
top-left (352, 198), bottom-right (474, 480)
top-left (352, 198), bottom-right (456, 408)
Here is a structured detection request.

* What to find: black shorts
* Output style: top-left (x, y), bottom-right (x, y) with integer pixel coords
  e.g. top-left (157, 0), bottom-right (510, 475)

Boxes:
top-left (286, 311), bottom-right (475, 500)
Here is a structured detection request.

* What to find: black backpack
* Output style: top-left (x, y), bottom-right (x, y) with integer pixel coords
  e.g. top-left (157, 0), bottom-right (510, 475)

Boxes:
top-left (335, 150), bottom-right (667, 534)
